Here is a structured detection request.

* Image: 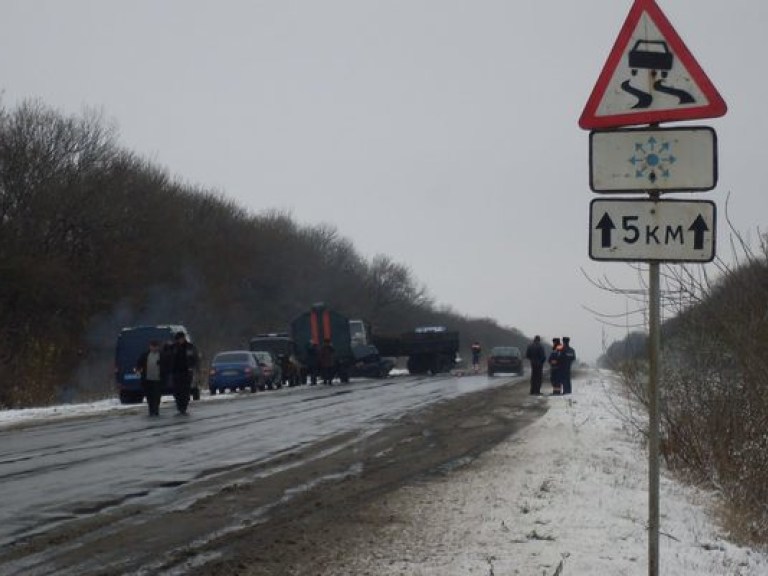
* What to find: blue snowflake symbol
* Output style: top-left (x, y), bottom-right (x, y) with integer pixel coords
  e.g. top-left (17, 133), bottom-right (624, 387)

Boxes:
top-left (628, 136), bottom-right (676, 184)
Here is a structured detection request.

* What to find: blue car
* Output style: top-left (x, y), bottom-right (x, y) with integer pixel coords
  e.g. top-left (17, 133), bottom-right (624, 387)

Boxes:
top-left (208, 351), bottom-right (264, 394)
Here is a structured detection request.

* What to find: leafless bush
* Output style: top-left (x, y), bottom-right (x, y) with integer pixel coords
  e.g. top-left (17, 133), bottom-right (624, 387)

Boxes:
top-left (0, 99), bottom-right (526, 407)
top-left (608, 223), bottom-right (768, 544)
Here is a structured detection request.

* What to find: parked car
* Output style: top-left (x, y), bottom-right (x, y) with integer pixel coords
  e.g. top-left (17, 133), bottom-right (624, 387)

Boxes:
top-left (114, 324), bottom-right (201, 404)
top-left (249, 334), bottom-right (302, 386)
top-left (348, 344), bottom-right (395, 379)
top-left (208, 350), bottom-right (264, 394)
top-left (251, 350), bottom-right (282, 389)
top-left (487, 346), bottom-right (524, 376)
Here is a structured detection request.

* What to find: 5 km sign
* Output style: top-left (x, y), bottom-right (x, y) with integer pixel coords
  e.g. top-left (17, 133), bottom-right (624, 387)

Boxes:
top-left (589, 198), bottom-right (716, 262)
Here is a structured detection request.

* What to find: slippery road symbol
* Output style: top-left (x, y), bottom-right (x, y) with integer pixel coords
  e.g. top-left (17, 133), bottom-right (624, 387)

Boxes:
top-left (621, 40), bottom-right (695, 109)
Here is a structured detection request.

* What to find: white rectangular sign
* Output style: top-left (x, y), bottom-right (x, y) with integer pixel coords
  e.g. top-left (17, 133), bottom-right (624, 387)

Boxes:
top-left (589, 198), bottom-right (716, 262)
top-left (590, 127), bottom-right (717, 193)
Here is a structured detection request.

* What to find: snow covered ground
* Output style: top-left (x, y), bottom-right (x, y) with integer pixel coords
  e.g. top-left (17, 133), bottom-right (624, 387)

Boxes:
top-left (2, 370), bottom-right (766, 574)
top-left (325, 370), bottom-right (768, 575)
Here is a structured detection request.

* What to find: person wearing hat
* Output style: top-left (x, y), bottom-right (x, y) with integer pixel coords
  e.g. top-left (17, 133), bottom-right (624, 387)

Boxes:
top-left (171, 331), bottom-right (199, 415)
top-left (561, 337), bottom-right (576, 395)
top-left (548, 337), bottom-right (563, 395)
top-left (525, 335), bottom-right (546, 395)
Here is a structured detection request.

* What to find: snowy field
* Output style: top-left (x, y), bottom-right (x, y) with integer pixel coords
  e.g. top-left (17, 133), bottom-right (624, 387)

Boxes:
top-left (325, 370), bottom-right (768, 575)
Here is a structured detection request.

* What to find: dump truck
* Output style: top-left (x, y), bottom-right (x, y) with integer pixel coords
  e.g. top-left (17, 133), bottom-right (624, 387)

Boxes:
top-left (372, 326), bottom-right (459, 375)
top-left (291, 303), bottom-right (354, 383)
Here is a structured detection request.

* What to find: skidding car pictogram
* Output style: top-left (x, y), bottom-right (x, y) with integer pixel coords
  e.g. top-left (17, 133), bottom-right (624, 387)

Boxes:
top-left (629, 40), bottom-right (673, 78)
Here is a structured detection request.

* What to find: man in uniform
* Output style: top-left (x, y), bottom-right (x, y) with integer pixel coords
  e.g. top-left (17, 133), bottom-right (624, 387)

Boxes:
top-left (548, 337), bottom-right (563, 395)
top-left (561, 336), bottom-right (576, 395)
top-left (171, 331), bottom-right (198, 415)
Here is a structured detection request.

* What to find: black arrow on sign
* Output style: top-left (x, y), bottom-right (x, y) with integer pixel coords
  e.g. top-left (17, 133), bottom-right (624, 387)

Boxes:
top-left (688, 214), bottom-right (709, 250)
top-left (596, 212), bottom-right (616, 248)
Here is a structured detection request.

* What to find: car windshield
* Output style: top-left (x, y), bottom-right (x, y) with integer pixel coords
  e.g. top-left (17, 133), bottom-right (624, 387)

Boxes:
top-left (213, 352), bottom-right (251, 364)
top-left (491, 346), bottom-right (520, 357)
top-left (252, 351), bottom-right (273, 366)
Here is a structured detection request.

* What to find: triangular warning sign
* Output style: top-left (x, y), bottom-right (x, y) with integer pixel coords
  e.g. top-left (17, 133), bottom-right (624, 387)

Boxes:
top-left (579, 0), bottom-right (727, 130)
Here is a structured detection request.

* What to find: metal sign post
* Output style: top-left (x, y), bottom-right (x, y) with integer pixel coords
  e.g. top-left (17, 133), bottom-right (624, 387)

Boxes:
top-left (647, 191), bottom-right (661, 576)
top-left (580, 3), bottom-right (727, 574)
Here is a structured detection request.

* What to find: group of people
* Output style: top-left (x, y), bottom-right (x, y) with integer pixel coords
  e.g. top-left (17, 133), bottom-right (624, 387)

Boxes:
top-left (525, 335), bottom-right (576, 396)
top-left (135, 331), bottom-right (199, 416)
top-left (304, 338), bottom-right (337, 386)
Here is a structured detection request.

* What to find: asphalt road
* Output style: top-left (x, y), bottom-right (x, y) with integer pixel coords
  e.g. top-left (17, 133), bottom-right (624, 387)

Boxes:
top-left (0, 372), bottom-right (546, 575)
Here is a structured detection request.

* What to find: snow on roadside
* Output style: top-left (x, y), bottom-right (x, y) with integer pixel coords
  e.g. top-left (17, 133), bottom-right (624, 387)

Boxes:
top-left (0, 397), bottom-right (136, 428)
top-left (327, 370), bottom-right (768, 575)
top-left (0, 390), bottom-right (235, 429)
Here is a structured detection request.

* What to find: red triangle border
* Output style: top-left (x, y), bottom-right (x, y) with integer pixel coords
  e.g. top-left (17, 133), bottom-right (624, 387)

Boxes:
top-left (579, 0), bottom-right (727, 130)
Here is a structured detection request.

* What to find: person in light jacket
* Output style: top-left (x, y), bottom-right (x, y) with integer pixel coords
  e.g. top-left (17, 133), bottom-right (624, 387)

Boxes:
top-left (136, 340), bottom-right (166, 416)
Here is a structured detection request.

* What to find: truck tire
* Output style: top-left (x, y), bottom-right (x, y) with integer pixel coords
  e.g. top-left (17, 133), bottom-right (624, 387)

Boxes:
top-left (407, 355), bottom-right (430, 375)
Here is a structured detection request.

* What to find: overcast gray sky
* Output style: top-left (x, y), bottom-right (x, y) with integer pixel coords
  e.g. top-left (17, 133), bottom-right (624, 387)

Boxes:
top-left (2, 1), bottom-right (765, 362)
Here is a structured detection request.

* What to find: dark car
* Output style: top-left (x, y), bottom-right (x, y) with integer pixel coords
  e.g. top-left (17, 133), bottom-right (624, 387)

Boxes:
top-left (115, 324), bottom-right (201, 404)
top-left (348, 344), bottom-right (395, 379)
top-left (487, 346), bottom-right (524, 377)
top-left (249, 334), bottom-right (302, 386)
top-left (208, 350), bottom-right (264, 394)
top-left (251, 350), bottom-right (283, 389)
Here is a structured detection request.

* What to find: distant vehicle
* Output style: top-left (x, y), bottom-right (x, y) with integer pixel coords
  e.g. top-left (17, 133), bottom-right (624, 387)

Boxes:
top-left (349, 319), bottom-right (368, 346)
top-left (251, 350), bottom-right (282, 389)
top-left (348, 344), bottom-right (395, 379)
top-left (249, 333), bottom-right (302, 386)
top-left (372, 326), bottom-right (459, 375)
top-left (628, 40), bottom-right (673, 78)
top-left (114, 324), bottom-right (201, 404)
top-left (291, 303), bottom-right (354, 383)
top-left (208, 350), bottom-right (264, 394)
top-left (487, 346), bottom-right (524, 377)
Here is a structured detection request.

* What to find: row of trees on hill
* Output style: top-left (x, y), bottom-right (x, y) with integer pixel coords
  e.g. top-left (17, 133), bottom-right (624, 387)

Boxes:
top-left (602, 236), bottom-right (768, 545)
top-left (0, 100), bottom-right (527, 408)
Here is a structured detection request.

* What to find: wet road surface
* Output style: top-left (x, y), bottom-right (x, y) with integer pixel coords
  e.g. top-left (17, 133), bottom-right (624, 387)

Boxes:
top-left (0, 372), bottom-right (546, 575)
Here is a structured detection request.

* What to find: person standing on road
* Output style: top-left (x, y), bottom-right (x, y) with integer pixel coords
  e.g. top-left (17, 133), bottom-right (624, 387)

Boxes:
top-left (319, 338), bottom-right (336, 386)
top-left (548, 337), bottom-right (563, 395)
top-left (525, 335), bottom-right (546, 395)
top-left (561, 336), bottom-right (576, 395)
top-left (306, 341), bottom-right (319, 386)
top-left (136, 340), bottom-right (165, 416)
top-left (470, 341), bottom-right (482, 373)
top-left (171, 331), bottom-right (198, 415)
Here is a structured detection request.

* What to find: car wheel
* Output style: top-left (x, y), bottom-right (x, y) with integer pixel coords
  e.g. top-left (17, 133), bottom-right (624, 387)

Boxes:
top-left (119, 392), bottom-right (142, 404)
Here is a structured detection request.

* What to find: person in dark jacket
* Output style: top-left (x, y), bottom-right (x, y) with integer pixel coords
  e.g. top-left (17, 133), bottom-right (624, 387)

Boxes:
top-left (136, 340), bottom-right (166, 416)
top-left (525, 335), bottom-right (546, 395)
top-left (305, 341), bottom-right (319, 386)
top-left (319, 338), bottom-right (336, 386)
top-left (470, 342), bottom-right (482, 373)
top-left (171, 331), bottom-right (198, 415)
top-left (561, 336), bottom-right (576, 395)
top-left (548, 337), bottom-right (563, 395)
